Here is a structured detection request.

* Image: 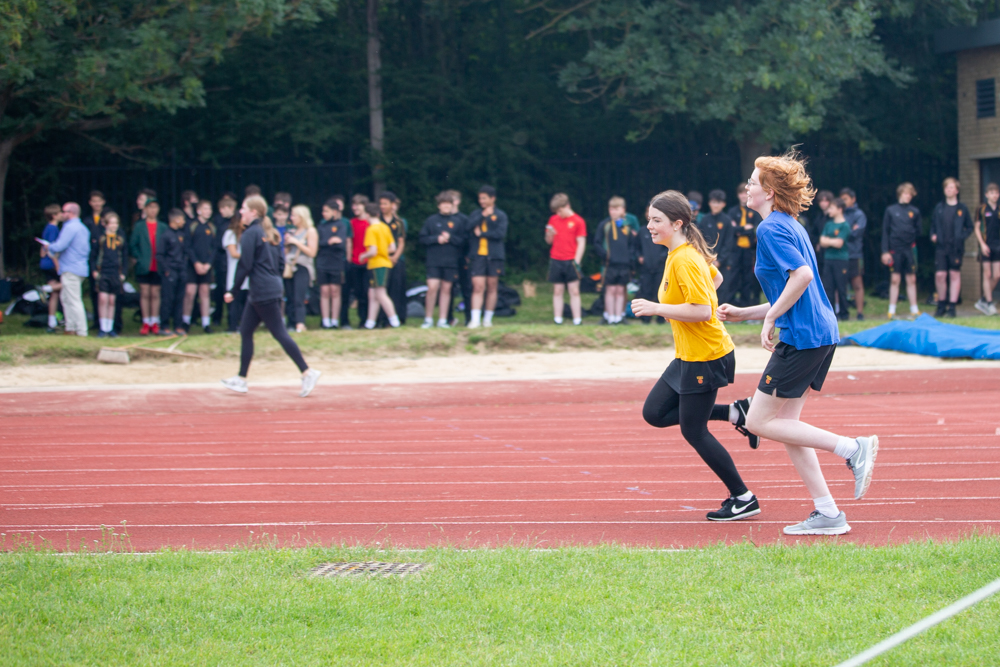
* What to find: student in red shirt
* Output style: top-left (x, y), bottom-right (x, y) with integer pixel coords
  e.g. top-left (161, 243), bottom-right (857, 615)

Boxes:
top-left (339, 194), bottom-right (371, 329)
top-left (545, 192), bottom-right (587, 325)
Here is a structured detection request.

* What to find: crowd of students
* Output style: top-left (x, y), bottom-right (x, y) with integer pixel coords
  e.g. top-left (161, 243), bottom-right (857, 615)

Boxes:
top-left (35, 172), bottom-right (1000, 339)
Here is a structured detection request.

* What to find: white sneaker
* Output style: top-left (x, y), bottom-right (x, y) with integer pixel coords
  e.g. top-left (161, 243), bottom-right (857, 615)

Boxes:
top-left (421, 319), bottom-right (433, 329)
top-left (300, 369), bottom-right (321, 398)
top-left (467, 321), bottom-right (481, 329)
top-left (437, 320), bottom-right (451, 329)
top-left (783, 510), bottom-right (850, 536)
top-left (221, 376), bottom-right (248, 394)
top-left (974, 298), bottom-right (991, 316)
top-left (989, 302), bottom-right (998, 316)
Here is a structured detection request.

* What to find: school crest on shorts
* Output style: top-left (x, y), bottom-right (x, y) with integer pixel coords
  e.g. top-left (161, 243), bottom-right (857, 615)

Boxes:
top-left (696, 376), bottom-right (704, 384)
top-left (765, 375), bottom-right (772, 385)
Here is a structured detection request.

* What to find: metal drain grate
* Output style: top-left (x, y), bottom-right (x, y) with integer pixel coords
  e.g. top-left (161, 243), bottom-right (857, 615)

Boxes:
top-left (310, 561), bottom-right (430, 578)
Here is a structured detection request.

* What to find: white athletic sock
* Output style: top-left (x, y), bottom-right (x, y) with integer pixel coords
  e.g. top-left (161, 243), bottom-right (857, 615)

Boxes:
top-left (614, 314), bottom-right (623, 323)
top-left (572, 318), bottom-right (582, 325)
top-left (833, 436), bottom-right (860, 460)
top-left (424, 317), bottom-right (433, 325)
top-left (470, 309), bottom-right (482, 325)
top-left (143, 317), bottom-right (151, 326)
top-left (483, 310), bottom-right (494, 325)
top-left (729, 404), bottom-right (739, 425)
top-left (331, 318), bottom-right (339, 327)
top-left (201, 316), bottom-right (210, 328)
top-left (910, 304), bottom-right (920, 314)
top-left (604, 312), bottom-right (611, 322)
top-left (364, 320), bottom-right (375, 329)
top-left (183, 315), bottom-right (191, 325)
top-left (437, 318), bottom-right (448, 327)
top-left (99, 318), bottom-right (110, 332)
top-left (322, 318), bottom-right (332, 327)
top-left (888, 303), bottom-right (896, 315)
top-left (388, 315), bottom-right (400, 327)
top-left (152, 316), bottom-right (160, 325)
top-left (736, 490), bottom-right (754, 502)
top-left (554, 316), bottom-right (563, 324)
top-left (48, 315), bottom-right (57, 328)
top-left (814, 495), bottom-right (840, 519)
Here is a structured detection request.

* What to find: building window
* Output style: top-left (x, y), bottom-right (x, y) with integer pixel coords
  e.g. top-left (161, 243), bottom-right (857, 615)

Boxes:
top-left (976, 78), bottom-right (996, 118)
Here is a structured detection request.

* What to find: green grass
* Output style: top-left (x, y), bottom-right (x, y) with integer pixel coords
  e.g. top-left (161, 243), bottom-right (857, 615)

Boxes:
top-left (2, 537), bottom-right (999, 665)
top-left (2, 282), bottom-right (998, 366)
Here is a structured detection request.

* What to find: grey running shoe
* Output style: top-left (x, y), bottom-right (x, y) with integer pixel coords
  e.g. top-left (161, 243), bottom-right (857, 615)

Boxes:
top-left (783, 510), bottom-right (851, 536)
top-left (847, 435), bottom-right (879, 500)
top-left (300, 369), bottom-right (322, 398)
top-left (975, 298), bottom-right (991, 316)
top-left (221, 376), bottom-right (248, 394)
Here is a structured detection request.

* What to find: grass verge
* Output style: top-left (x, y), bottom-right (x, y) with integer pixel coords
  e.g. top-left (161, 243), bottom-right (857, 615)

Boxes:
top-left (1, 537), bottom-right (998, 666)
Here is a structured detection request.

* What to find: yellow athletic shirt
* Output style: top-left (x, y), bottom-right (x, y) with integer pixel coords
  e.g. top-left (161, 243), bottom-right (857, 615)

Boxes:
top-left (657, 243), bottom-right (735, 362)
top-left (363, 221), bottom-right (394, 269)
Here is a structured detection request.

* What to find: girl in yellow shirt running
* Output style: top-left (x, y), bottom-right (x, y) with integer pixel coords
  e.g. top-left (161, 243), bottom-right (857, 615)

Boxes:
top-left (631, 190), bottom-right (760, 522)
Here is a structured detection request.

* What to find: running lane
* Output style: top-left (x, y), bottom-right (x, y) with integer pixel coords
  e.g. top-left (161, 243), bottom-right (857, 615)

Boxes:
top-left (1, 369), bottom-right (997, 550)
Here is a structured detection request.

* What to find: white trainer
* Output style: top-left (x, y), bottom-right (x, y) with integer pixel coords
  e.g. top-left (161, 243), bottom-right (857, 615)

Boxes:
top-left (300, 369), bottom-right (322, 398)
top-left (221, 376), bottom-right (248, 394)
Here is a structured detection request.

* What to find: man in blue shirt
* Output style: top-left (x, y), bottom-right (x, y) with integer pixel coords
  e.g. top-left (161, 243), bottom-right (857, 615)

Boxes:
top-left (47, 202), bottom-right (91, 336)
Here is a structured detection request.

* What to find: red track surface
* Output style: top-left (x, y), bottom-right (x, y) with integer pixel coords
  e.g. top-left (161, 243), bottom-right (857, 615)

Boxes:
top-left (2, 369), bottom-right (998, 551)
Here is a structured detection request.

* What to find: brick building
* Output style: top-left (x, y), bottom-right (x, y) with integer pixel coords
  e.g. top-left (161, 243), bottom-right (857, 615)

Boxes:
top-left (937, 20), bottom-right (1000, 303)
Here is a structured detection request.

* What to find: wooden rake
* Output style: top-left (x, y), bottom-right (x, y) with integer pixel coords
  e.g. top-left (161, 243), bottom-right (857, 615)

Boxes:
top-left (97, 334), bottom-right (203, 364)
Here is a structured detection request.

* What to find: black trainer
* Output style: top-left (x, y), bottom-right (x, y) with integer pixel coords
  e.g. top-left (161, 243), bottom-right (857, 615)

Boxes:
top-left (707, 495), bottom-right (761, 521)
top-left (732, 397), bottom-right (760, 449)
top-left (935, 301), bottom-right (947, 317)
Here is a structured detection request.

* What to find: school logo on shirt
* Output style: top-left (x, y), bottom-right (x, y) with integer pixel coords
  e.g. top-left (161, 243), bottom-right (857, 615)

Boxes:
top-left (909, 211), bottom-right (914, 218)
top-left (765, 375), bottom-right (772, 385)
top-left (332, 226), bottom-right (337, 233)
top-left (834, 229), bottom-right (840, 236)
top-left (717, 222), bottom-right (723, 229)
top-left (491, 215), bottom-right (497, 221)
top-left (567, 222), bottom-right (575, 229)
top-left (448, 221), bottom-right (454, 228)
top-left (958, 210), bottom-right (963, 216)
top-left (696, 376), bottom-right (704, 385)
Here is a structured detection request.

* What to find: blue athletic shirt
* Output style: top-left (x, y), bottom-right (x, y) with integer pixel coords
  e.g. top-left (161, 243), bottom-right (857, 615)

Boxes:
top-left (40, 222), bottom-right (60, 270)
top-left (754, 210), bottom-right (839, 350)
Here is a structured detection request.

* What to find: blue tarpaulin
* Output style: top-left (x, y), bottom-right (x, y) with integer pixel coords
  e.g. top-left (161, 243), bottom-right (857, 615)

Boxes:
top-left (842, 314), bottom-right (1000, 360)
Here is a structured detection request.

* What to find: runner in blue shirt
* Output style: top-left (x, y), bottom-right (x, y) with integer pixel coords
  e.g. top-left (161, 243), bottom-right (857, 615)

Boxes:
top-left (717, 151), bottom-right (879, 536)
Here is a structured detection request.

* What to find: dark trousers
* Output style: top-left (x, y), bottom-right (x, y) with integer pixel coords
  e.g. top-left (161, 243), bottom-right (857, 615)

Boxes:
top-left (448, 257), bottom-right (474, 325)
top-left (239, 298), bottom-right (308, 377)
top-left (340, 263), bottom-right (368, 326)
top-left (88, 276), bottom-right (99, 324)
top-left (642, 379), bottom-right (747, 497)
top-left (716, 259), bottom-right (737, 306)
top-left (732, 248), bottom-right (760, 307)
top-left (388, 256), bottom-right (407, 324)
top-left (822, 258), bottom-right (850, 319)
top-left (159, 272), bottom-right (185, 330)
top-left (638, 267), bottom-right (665, 324)
top-left (228, 288), bottom-right (248, 332)
top-left (286, 265), bottom-right (310, 326)
top-left (212, 251), bottom-right (228, 324)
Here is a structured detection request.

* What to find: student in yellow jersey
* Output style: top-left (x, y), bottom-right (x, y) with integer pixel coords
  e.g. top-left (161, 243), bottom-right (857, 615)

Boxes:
top-left (631, 190), bottom-right (760, 522)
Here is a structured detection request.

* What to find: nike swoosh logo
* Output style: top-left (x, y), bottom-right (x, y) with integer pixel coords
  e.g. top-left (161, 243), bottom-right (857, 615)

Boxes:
top-left (732, 502), bottom-right (753, 514)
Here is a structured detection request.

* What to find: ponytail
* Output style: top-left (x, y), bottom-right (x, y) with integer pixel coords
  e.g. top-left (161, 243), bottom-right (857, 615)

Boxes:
top-left (648, 190), bottom-right (717, 265)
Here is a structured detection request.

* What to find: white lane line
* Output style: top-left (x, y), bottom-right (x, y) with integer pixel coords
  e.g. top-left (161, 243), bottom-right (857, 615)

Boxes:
top-left (834, 577), bottom-right (1000, 667)
top-left (5, 519), bottom-right (1000, 530)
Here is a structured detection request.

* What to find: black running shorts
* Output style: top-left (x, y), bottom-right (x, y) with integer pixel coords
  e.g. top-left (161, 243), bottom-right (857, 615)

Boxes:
top-left (758, 342), bottom-right (836, 399)
top-left (136, 271), bottom-right (161, 286)
top-left (888, 245), bottom-right (916, 276)
top-left (548, 258), bottom-right (580, 284)
top-left (662, 350), bottom-right (736, 395)
top-left (847, 258), bottom-right (863, 280)
top-left (934, 246), bottom-right (963, 272)
top-left (426, 265), bottom-right (459, 283)
top-left (98, 275), bottom-right (122, 295)
top-left (186, 264), bottom-right (212, 285)
top-left (317, 268), bottom-right (344, 285)
top-left (469, 256), bottom-right (504, 278)
top-left (604, 264), bottom-right (631, 286)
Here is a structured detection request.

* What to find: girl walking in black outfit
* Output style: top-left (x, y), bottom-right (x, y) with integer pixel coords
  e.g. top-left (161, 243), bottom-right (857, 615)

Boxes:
top-left (222, 195), bottom-right (321, 397)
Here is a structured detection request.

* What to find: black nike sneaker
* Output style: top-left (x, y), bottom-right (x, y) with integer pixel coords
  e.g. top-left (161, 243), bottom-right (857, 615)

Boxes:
top-left (707, 495), bottom-right (761, 521)
top-left (732, 397), bottom-right (760, 449)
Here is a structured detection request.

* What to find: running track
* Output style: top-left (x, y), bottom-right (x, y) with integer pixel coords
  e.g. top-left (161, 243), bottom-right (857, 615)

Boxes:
top-left (2, 368), bottom-right (998, 551)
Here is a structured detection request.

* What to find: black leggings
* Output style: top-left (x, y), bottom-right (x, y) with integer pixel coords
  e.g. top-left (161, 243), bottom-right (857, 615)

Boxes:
top-left (287, 266), bottom-right (310, 326)
top-left (642, 378), bottom-right (749, 497)
top-left (239, 298), bottom-right (309, 377)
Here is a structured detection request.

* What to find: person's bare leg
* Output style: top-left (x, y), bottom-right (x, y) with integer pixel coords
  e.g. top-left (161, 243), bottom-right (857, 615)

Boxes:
top-left (150, 285), bottom-right (161, 318)
top-left (471, 276), bottom-right (486, 312)
top-left (140, 284), bottom-right (151, 320)
top-left (376, 287), bottom-right (397, 318)
top-left (568, 281), bottom-right (582, 321)
top-left (425, 278), bottom-right (440, 321)
top-left (888, 273), bottom-right (900, 311)
top-left (183, 283), bottom-right (197, 319)
top-left (948, 269), bottom-right (962, 302)
top-left (769, 391), bottom-right (834, 499)
top-left (198, 283), bottom-right (211, 320)
top-left (485, 277), bottom-right (499, 311)
top-left (438, 282), bottom-right (452, 317)
top-left (320, 285), bottom-right (332, 321)
top-left (745, 389), bottom-right (839, 452)
top-left (107, 294), bottom-right (116, 325)
top-left (851, 275), bottom-right (864, 315)
top-left (367, 287), bottom-right (381, 322)
top-left (98, 292), bottom-right (109, 321)
top-left (935, 271), bottom-right (948, 303)
top-left (552, 283), bottom-right (565, 320)
top-left (905, 274), bottom-right (919, 310)
top-left (48, 281), bottom-right (61, 319)
top-left (330, 285), bottom-right (342, 322)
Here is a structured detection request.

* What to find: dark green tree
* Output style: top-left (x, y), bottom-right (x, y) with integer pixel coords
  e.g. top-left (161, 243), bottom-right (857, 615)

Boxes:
top-left (0, 0), bottom-right (335, 277)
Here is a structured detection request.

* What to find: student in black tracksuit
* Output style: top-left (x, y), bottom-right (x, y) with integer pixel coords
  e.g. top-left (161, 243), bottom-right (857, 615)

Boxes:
top-left (634, 224), bottom-right (669, 324)
top-left (222, 195), bottom-right (320, 397)
top-left (698, 190), bottom-right (736, 305)
top-left (156, 209), bottom-right (188, 334)
top-left (466, 186), bottom-right (509, 328)
top-left (90, 211), bottom-right (127, 338)
top-left (880, 182), bottom-right (922, 319)
top-left (974, 183), bottom-right (1000, 314)
top-left (211, 194), bottom-right (238, 326)
top-left (727, 185), bottom-right (762, 307)
top-left (449, 190), bottom-right (474, 325)
top-left (316, 198), bottom-right (351, 329)
top-left (594, 203), bottom-right (635, 325)
top-left (930, 177), bottom-right (974, 317)
top-left (184, 200), bottom-right (217, 333)
top-left (419, 192), bottom-right (467, 328)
